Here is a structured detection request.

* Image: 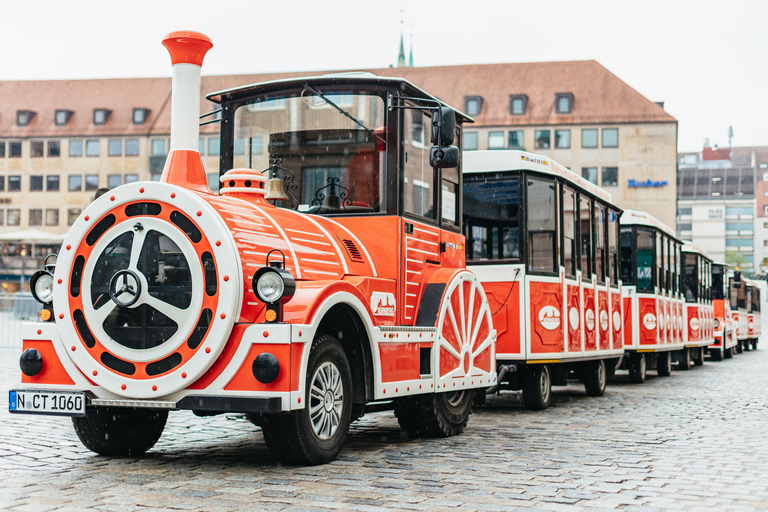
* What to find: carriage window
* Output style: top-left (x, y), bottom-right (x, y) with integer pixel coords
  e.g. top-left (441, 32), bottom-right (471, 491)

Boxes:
top-left (730, 278), bottom-right (740, 307)
top-left (672, 242), bottom-right (678, 294)
top-left (746, 287), bottom-right (753, 313)
top-left (527, 177), bottom-right (558, 273)
top-left (233, 90), bottom-right (385, 214)
top-left (737, 279), bottom-right (747, 309)
top-left (664, 237), bottom-right (671, 292)
top-left (656, 232), bottom-right (664, 291)
top-left (636, 228), bottom-right (654, 292)
top-left (404, 106), bottom-right (435, 219)
top-left (563, 187), bottom-right (576, 276)
top-left (441, 166), bottom-right (459, 227)
top-left (580, 195), bottom-right (592, 278)
top-left (753, 288), bottom-right (760, 312)
top-left (463, 174), bottom-right (520, 261)
top-left (675, 243), bottom-right (681, 295)
top-left (595, 204), bottom-right (606, 283)
top-left (712, 265), bottom-right (724, 301)
top-left (608, 209), bottom-right (619, 285)
top-left (620, 227), bottom-right (633, 285)
top-left (684, 253), bottom-right (698, 303)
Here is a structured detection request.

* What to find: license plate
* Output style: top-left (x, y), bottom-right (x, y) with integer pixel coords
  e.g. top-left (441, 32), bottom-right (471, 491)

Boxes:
top-left (9, 390), bottom-right (86, 417)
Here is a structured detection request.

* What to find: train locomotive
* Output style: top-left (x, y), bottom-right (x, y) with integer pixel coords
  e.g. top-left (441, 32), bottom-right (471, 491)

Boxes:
top-left (9, 31), bottom-right (497, 465)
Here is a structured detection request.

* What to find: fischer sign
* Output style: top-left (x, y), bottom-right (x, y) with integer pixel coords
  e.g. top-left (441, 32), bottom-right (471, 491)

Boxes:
top-left (643, 313), bottom-right (657, 331)
top-left (538, 305), bottom-right (561, 330)
top-left (371, 292), bottom-right (396, 317)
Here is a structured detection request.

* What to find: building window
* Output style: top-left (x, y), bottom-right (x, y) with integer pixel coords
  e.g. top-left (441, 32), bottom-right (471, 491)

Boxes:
top-left (8, 176), bottom-right (21, 191)
top-left (207, 174), bottom-right (220, 192)
top-left (509, 95), bottom-right (528, 115)
top-left (0, 211), bottom-right (4, 225)
top-left (582, 129), bottom-right (598, 148)
top-left (463, 132), bottom-right (478, 151)
top-left (48, 140), bottom-right (60, 157)
top-left (85, 140), bottom-right (100, 157)
top-left (30, 141), bottom-right (44, 158)
top-left (125, 139), bottom-right (139, 156)
top-left (602, 167), bottom-right (618, 187)
top-left (555, 130), bottom-right (571, 149)
top-left (9, 141), bottom-right (22, 158)
top-left (534, 130), bottom-right (550, 149)
top-left (508, 130), bottom-right (523, 149)
top-left (67, 208), bottom-right (81, 226)
top-left (46, 175), bottom-right (59, 191)
top-left (93, 109), bottom-right (111, 125)
top-left (69, 139), bottom-right (83, 157)
top-left (45, 209), bottom-right (59, 226)
top-left (8, 209), bottom-right (20, 226)
top-left (199, 138), bottom-right (206, 155)
top-left (151, 139), bottom-right (165, 156)
top-left (678, 207), bottom-right (692, 216)
top-left (709, 209), bottom-right (723, 219)
top-left (488, 131), bottom-right (505, 149)
top-left (582, 167), bottom-right (598, 184)
top-left (0, 177), bottom-right (5, 191)
top-left (151, 173), bottom-right (162, 182)
top-left (29, 209), bottom-right (43, 226)
top-left (30, 175), bottom-right (43, 191)
top-left (55, 110), bottom-right (73, 126)
top-left (602, 128), bottom-right (618, 148)
top-left (678, 223), bottom-right (692, 232)
top-left (555, 93), bottom-right (573, 114)
top-left (85, 175), bottom-right (99, 191)
top-left (133, 108), bottom-right (150, 125)
top-left (17, 110), bottom-right (35, 126)
top-left (125, 174), bottom-right (138, 184)
top-left (108, 139), bottom-right (122, 156)
top-left (68, 175), bottom-right (82, 191)
top-left (208, 138), bottom-right (220, 156)
top-left (0, 141), bottom-right (4, 158)
top-left (464, 96), bottom-right (483, 116)
top-left (107, 174), bottom-right (122, 189)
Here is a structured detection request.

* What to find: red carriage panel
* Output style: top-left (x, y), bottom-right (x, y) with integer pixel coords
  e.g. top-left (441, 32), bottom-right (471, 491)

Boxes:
top-left (567, 284), bottom-right (581, 352)
top-left (623, 296), bottom-right (633, 346)
top-left (665, 300), bottom-right (672, 344)
top-left (529, 281), bottom-right (564, 354)
top-left (583, 286), bottom-right (596, 351)
top-left (482, 281), bottom-right (521, 357)
top-left (639, 297), bottom-right (657, 345)
top-left (598, 290), bottom-right (609, 350)
top-left (748, 314), bottom-right (755, 337)
top-left (611, 291), bottom-right (622, 350)
top-left (687, 306), bottom-right (700, 342)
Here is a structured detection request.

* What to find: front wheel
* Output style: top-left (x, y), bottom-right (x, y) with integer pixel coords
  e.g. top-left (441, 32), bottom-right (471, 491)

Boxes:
top-left (628, 353), bottom-right (646, 384)
top-left (523, 364), bottom-right (551, 410)
top-left (724, 346), bottom-right (734, 359)
top-left (72, 407), bottom-right (167, 456)
top-left (693, 347), bottom-right (704, 366)
top-left (657, 351), bottom-right (672, 377)
top-left (751, 339), bottom-right (757, 350)
top-left (395, 389), bottom-right (475, 437)
top-left (711, 347), bottom-right (724, 362)
top-left (677, 348), bottom-right (691, 370)
top-left (261, 335), bottom-right (353, 465)
top-left (584, 360), bottom-right (607, 397)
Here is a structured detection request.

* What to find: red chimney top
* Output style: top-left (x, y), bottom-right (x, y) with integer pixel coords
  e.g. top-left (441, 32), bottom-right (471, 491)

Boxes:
top-left (162, 31), bottom-right (212, 66)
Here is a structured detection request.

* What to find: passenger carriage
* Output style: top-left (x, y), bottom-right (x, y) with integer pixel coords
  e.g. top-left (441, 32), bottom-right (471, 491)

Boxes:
top-left (618, 210), bottom-right (686, 381)
top-left (10, 31), bottom-right (497, 465)
top-left (710, 262), bottom-right (738, 360)
top-left (680, 242), bottom-right (715, 366)
top-left (463, 150), bottom-right (623, 410)
top-left (737, 277), bottom-right (762, 351)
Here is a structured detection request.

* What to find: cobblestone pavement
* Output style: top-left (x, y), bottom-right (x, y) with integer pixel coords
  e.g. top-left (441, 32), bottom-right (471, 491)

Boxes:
top-left (2, 345), bottom-right (768, 512)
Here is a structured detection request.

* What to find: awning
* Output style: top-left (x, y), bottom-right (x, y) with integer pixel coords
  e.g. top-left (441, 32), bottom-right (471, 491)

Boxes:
top-left (0, 229), bottom-right (67, 242)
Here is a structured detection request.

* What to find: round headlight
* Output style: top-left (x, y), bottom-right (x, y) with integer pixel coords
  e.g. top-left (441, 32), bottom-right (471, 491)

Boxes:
top-left (31, 271), bottom-right (54, 304)
top-left (256, 270), bottom-right (285, 303)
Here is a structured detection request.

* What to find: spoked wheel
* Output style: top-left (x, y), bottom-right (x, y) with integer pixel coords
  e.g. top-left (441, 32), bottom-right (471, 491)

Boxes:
top-left (395, 389), bottom-right (475, 438)
top-left (72, 407), bottom-right (168, 456)
top-left (628, 353), bottom-right (646, 384)
top-left (261, 335), bottom-right (352, 465)
top-left (693, 347), bottom-right (704, 366)
top-left (584, 359), bottom-right (607, 397)
top-left (657, 351), bottom-right (672, 377)
top-left (523, 364), bottom-right (551, 410)
top-left (677, 348), bottom-right (691, 370)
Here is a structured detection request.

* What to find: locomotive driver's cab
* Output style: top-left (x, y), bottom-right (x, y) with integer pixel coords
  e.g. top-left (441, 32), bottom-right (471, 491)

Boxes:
top-left (209, 75), bottom-right (467, 225)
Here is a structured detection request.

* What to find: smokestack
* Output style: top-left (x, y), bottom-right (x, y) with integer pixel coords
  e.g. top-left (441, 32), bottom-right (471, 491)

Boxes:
top-left (159, 31), bottom-right (213, 193)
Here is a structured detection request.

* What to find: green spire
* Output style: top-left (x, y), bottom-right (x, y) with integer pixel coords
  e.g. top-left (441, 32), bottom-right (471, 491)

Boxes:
top-left (408, 30), bottom-right (413, 67)
top-left (397, 18), bottom-right (406, 68)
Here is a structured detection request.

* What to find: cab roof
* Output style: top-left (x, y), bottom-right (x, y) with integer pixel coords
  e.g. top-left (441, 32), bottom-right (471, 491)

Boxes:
top-left (620, 209), bottom-right (680, 241)
top-left (206, 72), bottom-right (473, 123)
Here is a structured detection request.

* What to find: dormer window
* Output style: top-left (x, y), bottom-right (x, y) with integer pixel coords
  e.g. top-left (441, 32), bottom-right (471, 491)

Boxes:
top-left (509, 95), bottom-right (528, 115)
top-left (93, 109), bottom-right (112, 125)
top-left (133, 108), bottom-right (150, 125)
top-left (17, 110), bottom-right (36, 126)
top-left (464, 96), bottom-right (483, 117)
top-left (555, 93), bottom-right (573, 114)
top-left (55, 110), bottom-right (73, 126)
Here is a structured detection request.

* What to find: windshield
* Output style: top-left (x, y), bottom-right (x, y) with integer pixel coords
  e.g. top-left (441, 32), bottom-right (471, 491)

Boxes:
top-left (232, 89), bottom-right (386, 214)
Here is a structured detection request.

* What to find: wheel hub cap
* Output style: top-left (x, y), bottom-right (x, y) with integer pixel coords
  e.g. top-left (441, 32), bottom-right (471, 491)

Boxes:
top-left (309, 362), bottom-right (343, 440)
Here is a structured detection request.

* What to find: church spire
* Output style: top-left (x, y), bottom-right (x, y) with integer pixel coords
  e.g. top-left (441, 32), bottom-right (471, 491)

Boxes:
top-left (408, 28), bottom-right (414, 67)
top-left (397, 14), bottom-right (406, 67)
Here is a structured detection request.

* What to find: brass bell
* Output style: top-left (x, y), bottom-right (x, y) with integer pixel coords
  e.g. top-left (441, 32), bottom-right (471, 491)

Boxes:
top-left (265, 176), bottom-right (289, 201)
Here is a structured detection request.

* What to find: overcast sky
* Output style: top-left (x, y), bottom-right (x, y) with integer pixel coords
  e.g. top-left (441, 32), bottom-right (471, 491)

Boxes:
top-left (2, 0), bottom-right (765, 152)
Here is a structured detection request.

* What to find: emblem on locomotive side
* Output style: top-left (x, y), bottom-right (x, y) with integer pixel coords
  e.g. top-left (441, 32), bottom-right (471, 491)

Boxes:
top-left (538, 305), bottom-right (561, 331)
top-left (371, 292), bottom-right (396, 317)
top-left (643, 313), bottom-right (656, 331)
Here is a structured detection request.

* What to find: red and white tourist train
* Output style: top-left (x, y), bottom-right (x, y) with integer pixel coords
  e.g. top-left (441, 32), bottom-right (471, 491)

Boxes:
top-left (680, 241), bottom-right (715, 367)
top-left (731, 276), bottom-right (762, 352)
top-left (710, 262), bottom-right (738, 360)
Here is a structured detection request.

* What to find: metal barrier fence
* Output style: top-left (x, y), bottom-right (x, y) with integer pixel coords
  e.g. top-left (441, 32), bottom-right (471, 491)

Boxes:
top-left (0, 293), bottom-right (41, 348)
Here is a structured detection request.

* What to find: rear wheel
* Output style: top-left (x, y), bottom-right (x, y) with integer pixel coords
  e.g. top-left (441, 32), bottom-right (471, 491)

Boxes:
top-left (584, 360), bottom-right (607, 397)
top-left (523, 364), bottom-right (551, 410)
top-left (628, 353), bottom-right (646, 384)
top-left (261, 335), bottom-right (353, 465)
top-left (744, 340), bottom-right (751, 351)
top-left (657, 351), bottom-right (672, 377)
top-left (724, 346), bottom-right (734, 359)
top-left (395, 389), bottom-right (475, 437)
top-left (72, 407), bottom-right (167, 456)
top-left (735, 340), bottom-right (744, 354)
top-left (677, 348), bottom-right (691, 370)
top-left (693, 347), bottom-right (704, 366)
top-left (711, 347), bottom-right (724, 361)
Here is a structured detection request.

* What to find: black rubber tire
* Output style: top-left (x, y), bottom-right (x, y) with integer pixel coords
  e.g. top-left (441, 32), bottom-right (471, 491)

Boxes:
top-left (693, 347), bottom-right (704, 366)
top-left (751, 340), bottom-right (757, 350)
top-left (724, 346), bottom-right (734, 359)
top-left (677, 348), bottom-right (691, 370)
top-left (584, 360), bottom-right (607, 397)
top-left (657, 351), bottom-right (672, 377)
top-left (260, 335), bottom-right (353, 465)
top-left (522, 365), bottom-right (551, 410)
top-left (735, 340), bottom-right (744, 354)
top-left (744, 340), bottom-right (751, 352)
top-left (628, 353), bottom-right (646, 384)
top-left (72, 407), bottom-right (167, 456)
top-left (394, 389), bottom-right (475, 437)
top-left (711, 347), bottom-right (724, 362)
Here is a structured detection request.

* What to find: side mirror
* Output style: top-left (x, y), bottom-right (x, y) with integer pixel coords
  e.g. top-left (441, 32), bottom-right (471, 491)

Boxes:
top-left (430, 145), bottom-right (459, 169)
top-left (431, 106), bottom-right (456, 146)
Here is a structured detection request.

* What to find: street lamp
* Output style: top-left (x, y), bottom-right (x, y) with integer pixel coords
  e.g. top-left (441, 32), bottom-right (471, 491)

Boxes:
top-left (19, 248), bottom-right (26, 292)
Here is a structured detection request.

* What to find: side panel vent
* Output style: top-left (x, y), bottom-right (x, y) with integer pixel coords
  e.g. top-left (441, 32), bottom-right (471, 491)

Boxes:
top-left (341, 238), bottom-right (364, 263)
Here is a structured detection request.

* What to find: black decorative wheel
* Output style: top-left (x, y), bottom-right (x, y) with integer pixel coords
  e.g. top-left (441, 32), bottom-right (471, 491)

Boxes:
top-left (628, 353), bottom-right (646, 384)
top-left (395, 389), bottom-right (475, 437)
top-left (523, 365), bottom-right (551, 410)
top-left (657, 351), bottom-right (672, 376)
top-left (584, 360), bottom-right (607, 396)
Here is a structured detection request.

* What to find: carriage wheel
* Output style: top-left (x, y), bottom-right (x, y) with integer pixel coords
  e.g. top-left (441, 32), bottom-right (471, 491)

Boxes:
top-left (657, 351), bottom-right (672, 377)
